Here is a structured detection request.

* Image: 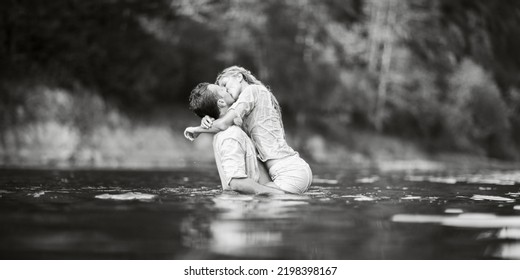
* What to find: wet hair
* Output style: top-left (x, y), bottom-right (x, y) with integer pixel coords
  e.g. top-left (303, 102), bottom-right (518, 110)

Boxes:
top-left (188, 83), bottom-right (220, 119)
top-left (216, 66), bottom-right (267, 88)
top-left (215, 66), bottom-right (282, 122)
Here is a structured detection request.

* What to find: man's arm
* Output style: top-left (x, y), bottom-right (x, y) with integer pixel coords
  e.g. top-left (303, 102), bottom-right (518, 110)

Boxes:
top-left (229, 178), bottom-right (284, 195)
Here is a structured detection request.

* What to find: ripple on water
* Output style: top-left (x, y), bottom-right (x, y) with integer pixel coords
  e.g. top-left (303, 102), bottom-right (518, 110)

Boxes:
top-left (304, 191), bottom-right (328, 197)
top-left (95, 192), bottom-right (157, 201)
top-left (392, 213), bottom-right (520, 228)
top-left (312, 178), bottom-right (339, 184)
top-left (445, 208), bottom-right (464, 214)
top-left (305, 186), bottom-right (334, 198)
top-left (405, 175), bottom-right (458, 184)
top-left (159, 186), bottom-right (220, 197)
top-left (401, 195), bottom-right (422, 200)
top-left (342, 195), bottom-right (375, 201)
top-left (28, 191), bottom-right (45, 198)
top-left (470, 195), bottom-right (515, 203)
top-left (355, 176), bottom-right (380, 184)
top-left (405, 171), bottom-right (520, 186)
top-left (214, 193), bottom-right (254, 201)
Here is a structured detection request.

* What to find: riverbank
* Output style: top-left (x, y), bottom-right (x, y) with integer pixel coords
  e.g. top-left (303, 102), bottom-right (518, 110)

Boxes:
top-left (1, 86), bottom-right (519, 170)
top-left (1, 117), bottom-right (518, 172)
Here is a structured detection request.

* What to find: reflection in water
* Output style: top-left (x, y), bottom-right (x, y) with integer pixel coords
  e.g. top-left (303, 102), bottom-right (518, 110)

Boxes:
top-left (496, 228), bottom-right (520, 239)
top-left (392, 213), bottom-right (520, 259)
top-left (182, 192), bottom-right (309, 258)
top-left (485, 228), bottom-right (520, 259)
top-left (490, 243), bottom-right (520, 259)
top-left (209, 221), bottom-right (283, 257)
top-left (210, 193), bottom-right (308, 258)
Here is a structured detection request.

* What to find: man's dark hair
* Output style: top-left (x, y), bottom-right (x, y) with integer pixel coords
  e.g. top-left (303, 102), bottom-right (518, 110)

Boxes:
top-left (188, 83), bottom-right (220, 119)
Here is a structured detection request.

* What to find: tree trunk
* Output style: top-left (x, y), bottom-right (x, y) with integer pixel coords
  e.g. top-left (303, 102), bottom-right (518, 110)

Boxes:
top-left (368, 3), bottom-right (382, 72)
top-left (373, 1), bottom-right (396, 132)
top-left (374, 41), bottom-right (393, 132)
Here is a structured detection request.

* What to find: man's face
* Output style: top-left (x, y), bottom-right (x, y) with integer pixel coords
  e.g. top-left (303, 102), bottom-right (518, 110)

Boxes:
top-left (207, 84), bottom-right (235, 106)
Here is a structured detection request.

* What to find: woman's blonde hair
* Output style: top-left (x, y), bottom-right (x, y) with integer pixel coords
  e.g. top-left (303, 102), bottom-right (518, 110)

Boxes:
top-left (216, 66), bottom-right (282, 122)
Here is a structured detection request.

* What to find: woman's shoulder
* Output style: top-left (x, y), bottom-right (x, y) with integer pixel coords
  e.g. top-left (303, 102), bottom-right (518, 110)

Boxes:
top-left (243, 84), bottom-right (269, 95)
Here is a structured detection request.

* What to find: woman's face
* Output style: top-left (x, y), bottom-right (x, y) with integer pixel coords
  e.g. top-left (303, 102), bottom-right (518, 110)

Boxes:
top-left (219, 74), bottom-right (242, 101)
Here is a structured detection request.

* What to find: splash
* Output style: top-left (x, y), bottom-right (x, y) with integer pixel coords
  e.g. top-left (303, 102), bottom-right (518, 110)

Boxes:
top-left (29, 191), bottom-right (45, 198)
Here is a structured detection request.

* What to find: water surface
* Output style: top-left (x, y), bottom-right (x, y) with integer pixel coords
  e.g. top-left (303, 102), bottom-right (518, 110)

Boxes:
top-left (1, 167), bottom-right (519, 259)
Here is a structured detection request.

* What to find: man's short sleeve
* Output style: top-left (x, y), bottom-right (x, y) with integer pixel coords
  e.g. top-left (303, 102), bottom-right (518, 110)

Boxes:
top-left (217, 138), bottom-right (248, 186)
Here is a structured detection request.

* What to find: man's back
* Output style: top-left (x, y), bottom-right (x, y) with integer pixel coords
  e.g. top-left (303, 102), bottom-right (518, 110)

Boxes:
top-left (213, 126), bottom-right (260, 190)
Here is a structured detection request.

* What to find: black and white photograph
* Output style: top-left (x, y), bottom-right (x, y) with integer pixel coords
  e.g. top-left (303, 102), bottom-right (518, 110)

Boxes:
top-left (1, 0), bottom-right (520, 276)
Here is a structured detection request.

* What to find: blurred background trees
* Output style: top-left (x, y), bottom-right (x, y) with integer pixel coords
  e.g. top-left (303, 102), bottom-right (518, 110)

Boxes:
top-left (1, 0), bottom-right (520, 167)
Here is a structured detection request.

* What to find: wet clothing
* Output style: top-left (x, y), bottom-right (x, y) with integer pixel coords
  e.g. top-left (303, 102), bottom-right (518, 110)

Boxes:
top-left (229, 85), bottom-right (312, 194)
top-left (230, 85), bottom-right (297, 162)
top-left (268, 154), bottom-right (312, 194)
top-left (213, 126), bottom-right (261, 190)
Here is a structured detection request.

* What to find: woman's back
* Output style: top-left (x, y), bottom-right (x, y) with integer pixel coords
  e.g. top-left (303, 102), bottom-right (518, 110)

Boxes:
top-left (230, 84), bottom-right (297, 162)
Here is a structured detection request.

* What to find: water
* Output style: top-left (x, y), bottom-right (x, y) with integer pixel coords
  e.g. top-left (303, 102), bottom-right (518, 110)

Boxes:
top-left (1, 167), bottom-right (520, 259)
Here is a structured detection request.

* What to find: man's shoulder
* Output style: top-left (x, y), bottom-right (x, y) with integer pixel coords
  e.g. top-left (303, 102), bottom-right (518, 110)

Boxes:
top-left (214, 126), bottom-right (246, 142)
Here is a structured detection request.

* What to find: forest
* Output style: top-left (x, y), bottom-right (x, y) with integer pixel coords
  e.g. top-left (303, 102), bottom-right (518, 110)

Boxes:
top-left (1, 0), bottom-right (520, 168)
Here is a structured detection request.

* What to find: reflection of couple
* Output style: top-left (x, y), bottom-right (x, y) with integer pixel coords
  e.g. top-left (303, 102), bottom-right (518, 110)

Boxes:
top-left (184, 66), bottom-right (312, 195)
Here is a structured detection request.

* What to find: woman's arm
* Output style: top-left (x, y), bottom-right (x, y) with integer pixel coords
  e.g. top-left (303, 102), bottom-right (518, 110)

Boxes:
top-left (200, 110), bottom-right (238, 131)
top-left (183, 126), bottom-right (218, 141)
top-left (183, 110), bottom-right (239, 141)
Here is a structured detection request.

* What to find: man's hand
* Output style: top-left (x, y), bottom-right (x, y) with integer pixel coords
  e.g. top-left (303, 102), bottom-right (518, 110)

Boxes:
top-left (184, 127), bottom-right (200, 141)
top-left (201, 115), bottom-right (215, 129)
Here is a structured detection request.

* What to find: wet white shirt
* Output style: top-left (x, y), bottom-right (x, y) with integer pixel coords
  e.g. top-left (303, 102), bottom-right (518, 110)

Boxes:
top-left (213, 126), bottom-right (261, 190)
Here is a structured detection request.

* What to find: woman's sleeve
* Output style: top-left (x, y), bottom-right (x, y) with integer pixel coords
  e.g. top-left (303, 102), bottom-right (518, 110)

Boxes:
top-left (229, 86), bottom-right (257, 125)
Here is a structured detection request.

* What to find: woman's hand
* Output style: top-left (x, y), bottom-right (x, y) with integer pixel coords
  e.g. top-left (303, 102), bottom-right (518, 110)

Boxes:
top-left (201, 115), bottom-right (215, 129)
top-left (184, 127), bottom-right (200, 141)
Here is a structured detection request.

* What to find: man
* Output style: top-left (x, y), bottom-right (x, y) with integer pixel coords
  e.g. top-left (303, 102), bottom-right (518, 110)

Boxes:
top-left (185, 83), bottom-right (284, 195)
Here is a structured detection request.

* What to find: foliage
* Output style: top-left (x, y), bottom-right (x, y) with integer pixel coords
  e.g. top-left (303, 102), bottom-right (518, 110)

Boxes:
top-left (1, 0), bottom-right (520, 162)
